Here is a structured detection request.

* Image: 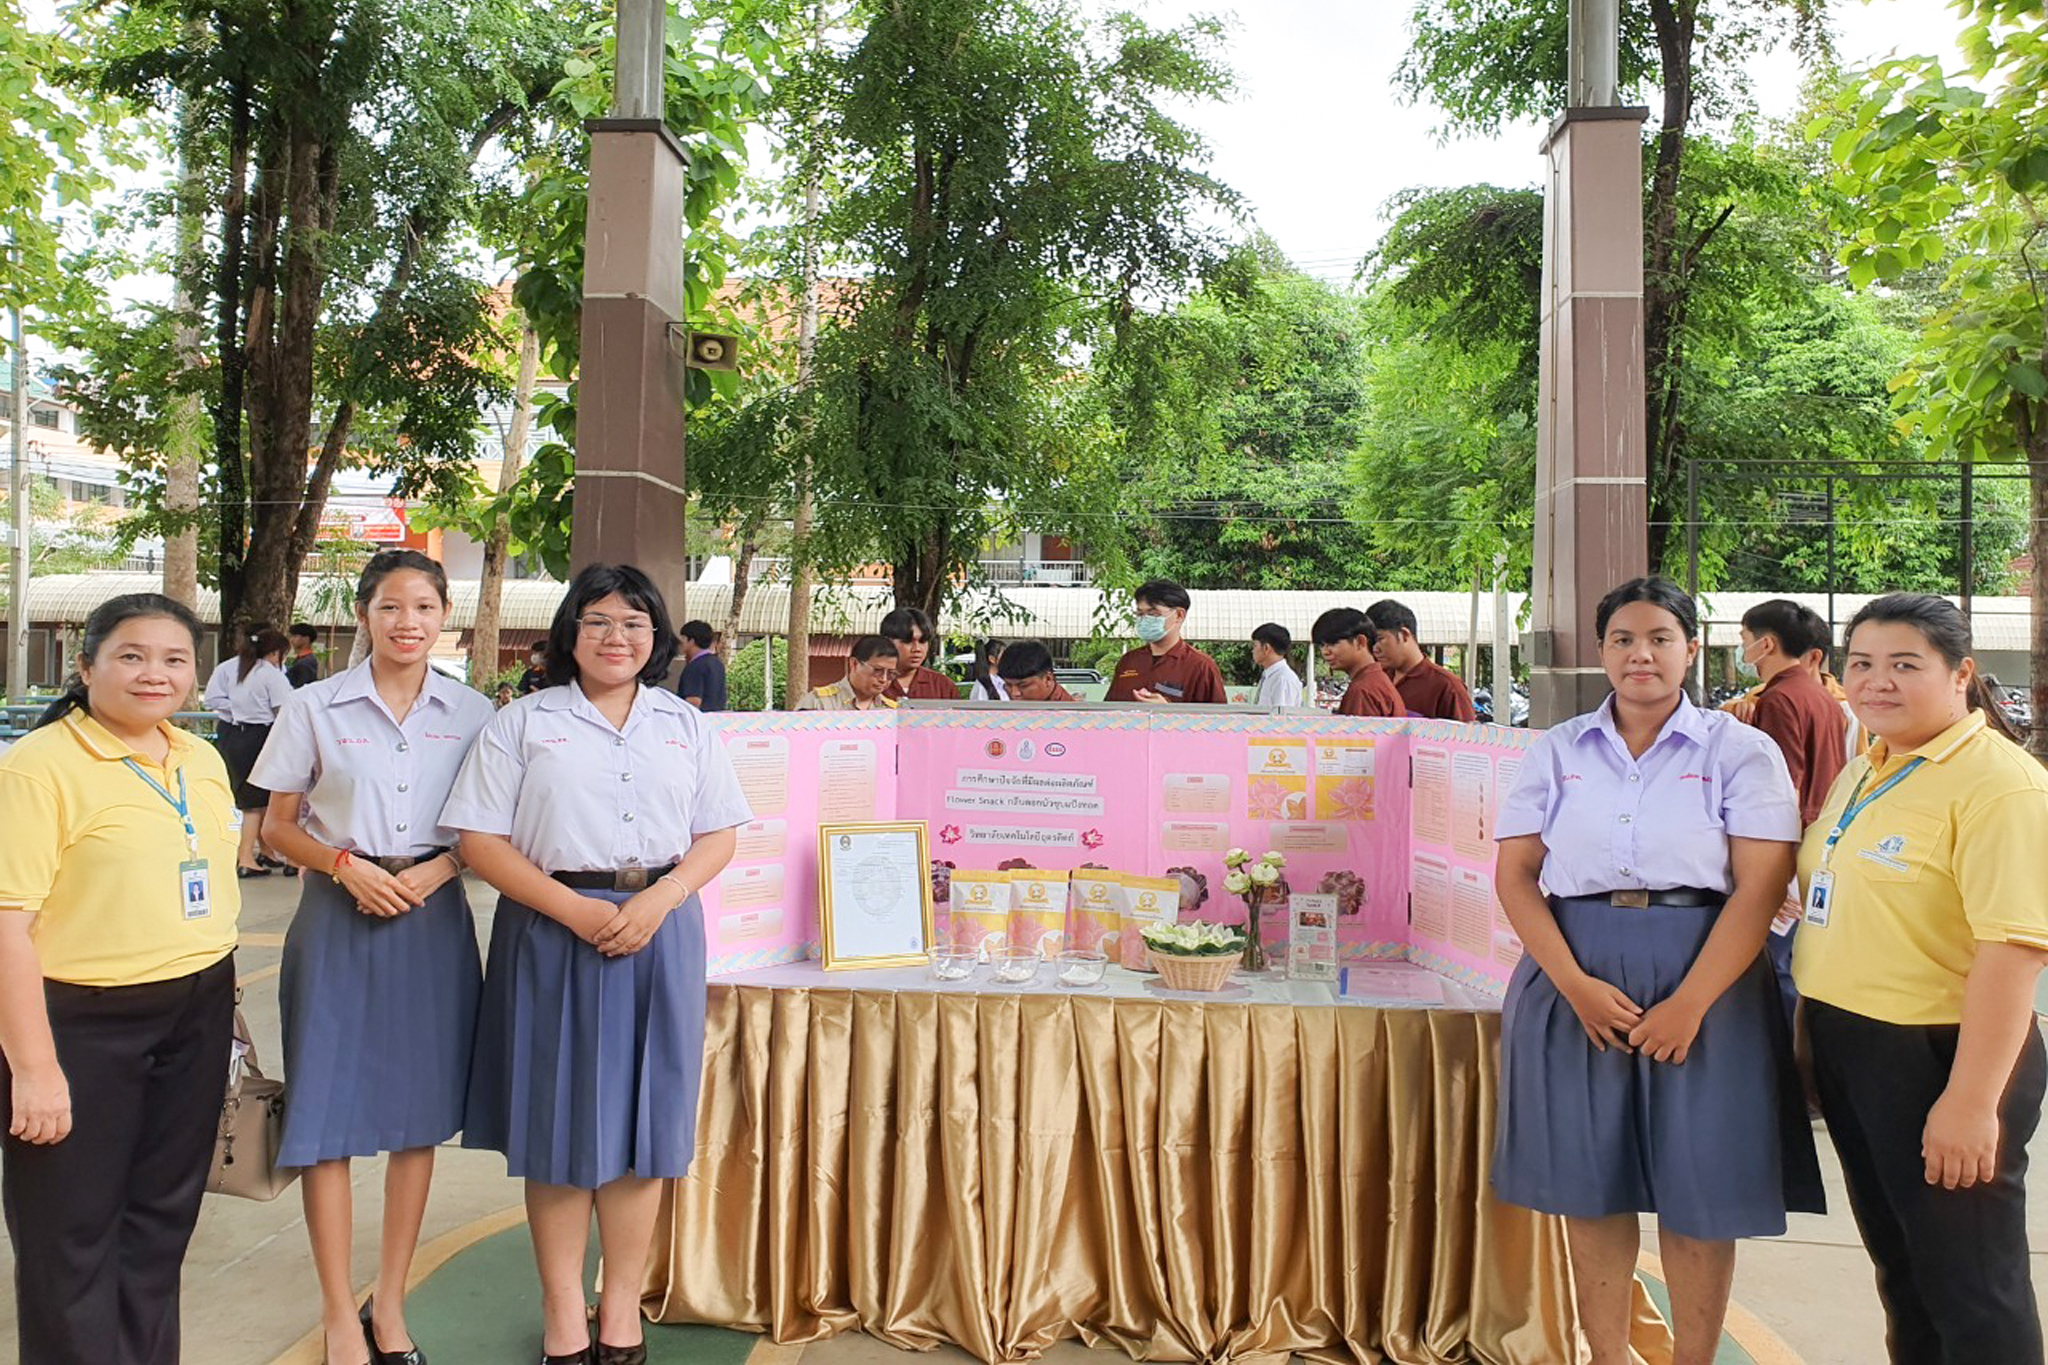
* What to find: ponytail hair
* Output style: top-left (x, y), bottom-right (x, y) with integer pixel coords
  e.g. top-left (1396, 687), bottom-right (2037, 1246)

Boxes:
top-left (1843, 593), bottom-right (2023, 744)
top-left (236, 625), bottom-right (289, 682)
top-left (34, 593), bottom-right (206, 730)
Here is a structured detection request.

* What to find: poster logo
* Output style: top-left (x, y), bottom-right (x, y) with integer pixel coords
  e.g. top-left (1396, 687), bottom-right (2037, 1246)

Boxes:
top-left (986, 740), bottom-right (1007, 758)
top-left (1019, 740), bottom-right (1036, 761)
top-left (1045, 743), bottom-right (1067, 758)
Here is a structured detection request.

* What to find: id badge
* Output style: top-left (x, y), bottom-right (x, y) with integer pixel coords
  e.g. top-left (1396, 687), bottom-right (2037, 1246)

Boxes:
top-left (1803, 869), bottom-right (1834, 927)
top-left (180, 859), bottom-right (213, 920)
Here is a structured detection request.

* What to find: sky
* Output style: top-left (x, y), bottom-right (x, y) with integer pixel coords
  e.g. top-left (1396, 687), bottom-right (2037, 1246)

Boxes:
top-left (1122, 0), bottom-right (1964, 285)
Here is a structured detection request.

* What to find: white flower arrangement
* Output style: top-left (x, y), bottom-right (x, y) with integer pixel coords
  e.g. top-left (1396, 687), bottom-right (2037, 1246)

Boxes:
top-left (1141, 919), bottom-right (1248, 957)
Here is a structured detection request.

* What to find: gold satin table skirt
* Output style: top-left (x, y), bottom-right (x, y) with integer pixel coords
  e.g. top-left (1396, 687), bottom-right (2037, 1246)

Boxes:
top-left (648, 982), bottom-right (1673, 1363)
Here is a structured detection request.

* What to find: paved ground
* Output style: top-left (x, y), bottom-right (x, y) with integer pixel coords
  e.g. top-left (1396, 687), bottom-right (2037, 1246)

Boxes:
top-left (3, 872), bottom-right (2046, 1364)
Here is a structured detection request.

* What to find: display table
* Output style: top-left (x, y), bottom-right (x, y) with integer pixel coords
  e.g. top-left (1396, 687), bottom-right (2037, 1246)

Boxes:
top-left (646, 962), bottom-right (1673, 1364)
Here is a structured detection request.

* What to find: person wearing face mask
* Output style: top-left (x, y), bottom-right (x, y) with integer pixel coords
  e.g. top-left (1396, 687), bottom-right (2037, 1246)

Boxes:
top-left (1793, 594), bottom-right (2048, 1365)
top-left (1104, 580), bottom-right (1227, 704)
top-left (1492, 576), bottom-right (1820, 1365)
top-left (795, 636), bottom-right (902, 712)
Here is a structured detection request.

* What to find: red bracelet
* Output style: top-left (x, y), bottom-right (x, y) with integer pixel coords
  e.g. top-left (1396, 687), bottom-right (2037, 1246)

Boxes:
top-left (331, 849), bottom-right (353, 875)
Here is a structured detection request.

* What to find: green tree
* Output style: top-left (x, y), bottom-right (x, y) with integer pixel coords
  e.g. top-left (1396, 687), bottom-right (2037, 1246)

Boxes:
top-left (1817, 2), bottom-right (2048, 750)
top-left (1399, 0), bottom-right (1829, 568)
top-left (57, 0), bottom-right (574, 639)
top-left (747, 0), bottom-right (1237, 617)
top-left (1104, 245), bottom-right (1386, 589)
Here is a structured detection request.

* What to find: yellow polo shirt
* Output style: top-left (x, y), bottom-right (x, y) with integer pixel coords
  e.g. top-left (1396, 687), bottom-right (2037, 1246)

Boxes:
top-left (0, 711), bottom-right (241, 987)
top-left (1792, 711), bottom-right (2048, 1026)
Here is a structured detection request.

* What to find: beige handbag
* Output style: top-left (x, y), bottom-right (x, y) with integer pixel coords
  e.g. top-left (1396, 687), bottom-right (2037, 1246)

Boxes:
top-left (206, 1007), bottom-right (298, 1201)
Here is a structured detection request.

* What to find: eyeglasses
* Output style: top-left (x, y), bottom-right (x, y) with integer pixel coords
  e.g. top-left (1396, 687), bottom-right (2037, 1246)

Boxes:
top-left (577, 615), bottom-right (654, 641)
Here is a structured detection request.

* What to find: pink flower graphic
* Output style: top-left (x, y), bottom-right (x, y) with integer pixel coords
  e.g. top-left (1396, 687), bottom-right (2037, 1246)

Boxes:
top-left (1081, 828), bottom-right (1105, 849)
top-left (939, 824), bottom-right (963, 845)
top-left (1247, 776), bottom-right (1291, 820)
top-left (1320, 869), bottom-right (1366, 917)
top-left (1325, 777), bottom-right (1375, 822)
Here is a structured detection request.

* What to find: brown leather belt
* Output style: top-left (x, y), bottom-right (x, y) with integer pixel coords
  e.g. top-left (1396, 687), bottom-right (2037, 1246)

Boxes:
top-left (551, 864), bottom-right (678, 892)
top-left (326, 849), bottom-right (451, 875)
top-left (1599, 888), bottom-right (1721, 909)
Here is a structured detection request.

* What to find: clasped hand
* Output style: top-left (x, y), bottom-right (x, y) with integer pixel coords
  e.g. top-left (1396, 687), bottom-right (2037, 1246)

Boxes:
top-left (1563, 976), bottom-right (1705, 1062)
top-left (577, 886), bottom-right (678, 957)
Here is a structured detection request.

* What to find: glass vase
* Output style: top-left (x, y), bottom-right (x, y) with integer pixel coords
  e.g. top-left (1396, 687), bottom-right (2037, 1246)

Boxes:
top-left (1240, 892), bottom-right (1268, 973)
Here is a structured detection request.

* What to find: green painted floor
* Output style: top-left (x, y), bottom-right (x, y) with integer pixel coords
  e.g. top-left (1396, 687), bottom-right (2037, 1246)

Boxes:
top-left (401, 1225), bottom-right (756, 1365)
top-left (1638, 1273), bottom-right (1760, 1365)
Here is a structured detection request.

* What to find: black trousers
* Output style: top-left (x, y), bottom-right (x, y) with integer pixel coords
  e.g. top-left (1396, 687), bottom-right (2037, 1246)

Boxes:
top-left (1808, 998), bottom-right (2047, 1365)
top-left (2, 955), bottom-right (236, 1365)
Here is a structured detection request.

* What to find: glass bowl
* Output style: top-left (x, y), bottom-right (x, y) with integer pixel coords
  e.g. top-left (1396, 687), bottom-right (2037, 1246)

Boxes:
top-left (928, 947), bottom-right (979, 982)
top-left (991, 950), bottom-right (1043, 986)
top-left (1055, 950), bottom-right (1109, 989)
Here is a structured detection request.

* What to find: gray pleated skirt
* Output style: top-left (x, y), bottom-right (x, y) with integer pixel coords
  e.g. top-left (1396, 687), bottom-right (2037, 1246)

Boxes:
top-left (1492, 895), bottom-right (1824, 1240)
top-left (277, 870), bottom-right (482, 1167)
top-left (462, 889), bottom-right (707, 1190)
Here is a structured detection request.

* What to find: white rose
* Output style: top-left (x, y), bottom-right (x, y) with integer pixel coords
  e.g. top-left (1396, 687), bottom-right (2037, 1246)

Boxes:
top-left (1261, 851), bottom-right (1286, 869)
top-left (1250, 863), bottom-right (1279, 886)
top-left (1223, 870), bottom-right (1252, 894)
top-left (1224, 849), bottom-right (1250, 868)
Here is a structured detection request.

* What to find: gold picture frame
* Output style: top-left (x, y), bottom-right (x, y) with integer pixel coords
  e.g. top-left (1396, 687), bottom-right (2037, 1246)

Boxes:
top-left (816, 820), bottom-right (935, 970)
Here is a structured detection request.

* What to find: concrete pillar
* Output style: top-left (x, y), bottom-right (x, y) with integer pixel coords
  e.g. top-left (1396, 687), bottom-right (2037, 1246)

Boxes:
top-left (1527, 107), bottom-right (1650, 726)
top-left (569, 119), bottom-right (692, 612)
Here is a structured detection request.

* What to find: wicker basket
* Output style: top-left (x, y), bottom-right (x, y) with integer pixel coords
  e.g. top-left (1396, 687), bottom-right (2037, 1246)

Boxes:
top-left (1147, 949), bottom-right (1240, 992)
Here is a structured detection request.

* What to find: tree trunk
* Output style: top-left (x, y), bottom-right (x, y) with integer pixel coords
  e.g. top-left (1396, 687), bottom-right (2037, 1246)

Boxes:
top-left (724, 524), bottom-right (758, 671)
top-left (782, 0), bottom-right (828, 709)
top-left (1640, 0), bottom-right (1696, 573)
top-left (2031, 458), bottom-right (2048, 760)
top-left (162, 45), bottom-right (210, 612)
top-left (212, 75), bottom-right (252, 643)
top-left (473, 321), bottom-right (539, 692)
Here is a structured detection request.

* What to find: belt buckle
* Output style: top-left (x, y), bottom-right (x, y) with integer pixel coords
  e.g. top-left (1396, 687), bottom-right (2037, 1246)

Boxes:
top-left (384, 856), bottom-right (418, 874)
top-left (1610, 889), bottom-right (1650, 909)
top-left (615, 867), bottom-right (648, 892)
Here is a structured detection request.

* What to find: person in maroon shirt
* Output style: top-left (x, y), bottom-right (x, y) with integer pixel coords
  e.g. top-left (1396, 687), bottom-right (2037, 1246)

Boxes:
top-left (1312, 607), bottom-right (1401, 717)
top-left (1365, 598), bottom-right (1476, 721)
top-left (1103, 580), bottom-right (1228, 704)
top-left (1738, 598), bottom-right (1849, 1026)
top-left (997, 641), bottom-right (1079, 702)
top-left (880, 607), bottom-right (960, 700)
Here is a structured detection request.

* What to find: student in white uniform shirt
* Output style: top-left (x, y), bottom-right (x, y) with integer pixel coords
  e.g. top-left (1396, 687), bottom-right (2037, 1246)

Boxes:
top-left (203, 625), bottom-right (294, 875)
top-left (441, 563), bottom-right (752, 1365)
top-left (1251, 623), bottom-right (1306, 708)
top-left (249, 550), bottom-right (495, 1365)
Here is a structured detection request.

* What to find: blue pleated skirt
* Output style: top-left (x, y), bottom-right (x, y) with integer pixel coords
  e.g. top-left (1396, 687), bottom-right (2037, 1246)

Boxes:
top-left (1492, 895), bottom-right (1824, 1240)
top-left (463, 890), bottom-right (707, 1190)
top-left (277, 870), bottom-right (482, 1167)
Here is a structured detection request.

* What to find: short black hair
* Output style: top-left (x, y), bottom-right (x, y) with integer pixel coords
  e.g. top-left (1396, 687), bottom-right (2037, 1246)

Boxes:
top-left (544, 563), bottom-right (680, 686)
top-left (1594, 576), bottom-right (1697, 641)
top-left (1311, 607), bottom-right (1376, 649)
top-left (1741, 599), bottom-right (1826, 658)
top-left (1364, 599), bottom-right (1418, 639)
top-left (878, 607), bottom-right (935, 643)
top-left (1134, 579), bottom-right (1191, 613)
top-left (679, 619), bottom-right (715, 650)
top-left (996, 640), bottom-right (1056, 681)
top-left (1251, 622), bottom-right (1291, 654)
top-left (528, 640), bottom-right (546, 657)
top-left (288, 621), bottom-right (317, 642)
top-left (850, 635), bottom-right (899, 665)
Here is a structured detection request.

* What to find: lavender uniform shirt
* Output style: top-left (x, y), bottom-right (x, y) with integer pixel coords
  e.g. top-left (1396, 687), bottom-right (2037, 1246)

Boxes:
top-left (1494, 695), bottom-right (1801, 897)
top-left (250, 662), bottom-right (496, 858)
top-left (440, 681), bottom-right (752, 873)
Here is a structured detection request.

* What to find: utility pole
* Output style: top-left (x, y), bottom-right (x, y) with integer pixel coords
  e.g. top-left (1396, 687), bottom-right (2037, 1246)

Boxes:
top-left (8, 302), bottom-right (29, 699)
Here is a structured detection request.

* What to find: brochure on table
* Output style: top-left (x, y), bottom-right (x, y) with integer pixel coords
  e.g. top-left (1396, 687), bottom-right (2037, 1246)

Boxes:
top-left (697, 708), bottom-right (1535, 997)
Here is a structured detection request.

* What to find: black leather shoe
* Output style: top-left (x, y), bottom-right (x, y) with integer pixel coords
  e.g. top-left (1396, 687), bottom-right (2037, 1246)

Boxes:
top-left (359, 1298), bottom-right (426, 1365)
top-left (539, 1348), bottom-right (593, 1365)
top-left (595, 1344), bottom-right (646, 1365)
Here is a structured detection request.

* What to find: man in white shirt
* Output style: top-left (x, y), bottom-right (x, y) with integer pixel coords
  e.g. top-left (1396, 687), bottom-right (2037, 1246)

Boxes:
top-left (1251, 623), bottom-right (1305, 708)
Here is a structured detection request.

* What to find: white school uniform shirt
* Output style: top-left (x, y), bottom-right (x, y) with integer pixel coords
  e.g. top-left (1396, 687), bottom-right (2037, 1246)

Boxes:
top-left (203, 658), bottom-right (295, 725)
top-left (1255, 659), bottom-right (1305, 709)
top-left (440, 680), bottom-right (752, 872)
top-left (249, 662), bottom-right (496, 857)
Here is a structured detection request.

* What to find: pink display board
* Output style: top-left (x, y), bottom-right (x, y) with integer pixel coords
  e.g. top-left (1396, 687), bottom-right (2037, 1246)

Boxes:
top-left (701, 709), bottom-right (1533, 994)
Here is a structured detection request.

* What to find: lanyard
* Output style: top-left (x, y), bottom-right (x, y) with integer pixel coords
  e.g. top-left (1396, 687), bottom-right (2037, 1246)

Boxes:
top-left (122, 757), bottom-right (199, 858)
top-left (1819, 757), bottom-right (1925, 867)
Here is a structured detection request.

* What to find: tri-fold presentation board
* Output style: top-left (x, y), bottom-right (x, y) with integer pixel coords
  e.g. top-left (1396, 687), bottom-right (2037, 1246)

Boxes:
top-left (699, 708), bottom-right (1536, 997)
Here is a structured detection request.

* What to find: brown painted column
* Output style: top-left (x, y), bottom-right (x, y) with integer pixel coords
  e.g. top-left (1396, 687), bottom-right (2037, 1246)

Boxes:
top-left (1527, 106), bottom-right (1650, 726)
top-left (570, 117), bottom-right (692, 613)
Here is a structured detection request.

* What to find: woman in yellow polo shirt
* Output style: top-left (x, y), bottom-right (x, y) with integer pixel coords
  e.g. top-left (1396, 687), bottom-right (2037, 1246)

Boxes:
top-left (1794, 593), bottom-right (2048, 1364)
top-left (0, 593), bottom-right (241, 1365)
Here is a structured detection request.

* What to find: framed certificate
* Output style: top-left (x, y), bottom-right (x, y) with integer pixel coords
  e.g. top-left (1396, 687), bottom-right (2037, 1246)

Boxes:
top-left (817, 821), bottom-right (935, 970)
